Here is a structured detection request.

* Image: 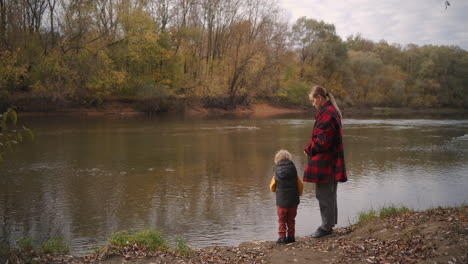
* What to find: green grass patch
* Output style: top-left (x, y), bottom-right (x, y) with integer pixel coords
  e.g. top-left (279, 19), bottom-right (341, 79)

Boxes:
top-left (107, 230), bottom-right (193, 256)
top-left (108, 230), bottom-right (131, 248)
top-left (357, 205), bottom-right (412, 225)
top-left (41, 237), bottom-right (69, 255)
top-left (357, 208), bottom-right (379, 225)
top-left (0, 236), bottom-right (69, 261)
top-left (108, 230), bottom-right (167, 251)
top-left (379, 205), bottom-right (411, 218)
top-left (131, 230), bottom-right (167, 251)
top-left (18, 238), bottom-right (33, 251)
top-left (174, 236), bottom-right (192, 257)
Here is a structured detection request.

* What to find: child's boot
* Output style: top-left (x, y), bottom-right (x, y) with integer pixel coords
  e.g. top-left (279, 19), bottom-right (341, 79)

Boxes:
top-left (276, 237), bottom-right (287, 244)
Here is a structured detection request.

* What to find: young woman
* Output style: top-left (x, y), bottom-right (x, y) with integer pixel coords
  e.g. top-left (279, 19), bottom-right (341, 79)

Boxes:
top-left (303, 85), bottom-right (347, 238)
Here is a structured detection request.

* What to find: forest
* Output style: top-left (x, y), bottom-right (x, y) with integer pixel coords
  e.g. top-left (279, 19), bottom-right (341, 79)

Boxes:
top-left (1, 0), bottom-right (467, 112)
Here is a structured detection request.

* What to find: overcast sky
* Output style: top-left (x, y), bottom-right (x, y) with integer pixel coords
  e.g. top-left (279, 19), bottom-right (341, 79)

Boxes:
top-left (277, 0), bottom-right (468, 50)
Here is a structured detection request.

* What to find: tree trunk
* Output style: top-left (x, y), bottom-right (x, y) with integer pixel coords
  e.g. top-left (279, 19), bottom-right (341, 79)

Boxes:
top-left (0, 0), bottom-right (6, 47)
top-left (48, 0), bottom-right (56, 47)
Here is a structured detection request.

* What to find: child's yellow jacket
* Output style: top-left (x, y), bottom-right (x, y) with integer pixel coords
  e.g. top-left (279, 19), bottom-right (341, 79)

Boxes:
top-left (270, 176), bottom-right (304, 196)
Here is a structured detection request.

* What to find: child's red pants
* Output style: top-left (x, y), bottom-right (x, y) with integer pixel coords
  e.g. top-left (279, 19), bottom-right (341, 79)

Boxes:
top-left (276, 206), bottom-right (297, 238)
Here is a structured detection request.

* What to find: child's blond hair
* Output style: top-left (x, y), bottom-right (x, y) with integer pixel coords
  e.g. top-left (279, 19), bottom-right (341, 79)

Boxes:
top-left (274, 149), bottom-right (292, 164)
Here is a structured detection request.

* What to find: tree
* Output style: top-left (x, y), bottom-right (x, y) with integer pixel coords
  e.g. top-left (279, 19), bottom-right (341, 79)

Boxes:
top-left (348, 50), bottom-right (408, 106)
top-left (290, 17), bottom-right (348, 99)
top-left (0, 0), bottom-right (466, 111)
top-left (0, 50), bottom-right (28, 93)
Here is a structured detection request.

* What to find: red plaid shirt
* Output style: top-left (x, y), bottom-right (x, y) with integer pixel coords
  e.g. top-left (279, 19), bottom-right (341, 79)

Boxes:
top-left (303, 101), bottom-right (347, 183)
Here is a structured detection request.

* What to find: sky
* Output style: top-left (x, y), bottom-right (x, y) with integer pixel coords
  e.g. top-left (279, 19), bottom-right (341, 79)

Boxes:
top-left (277, 0), bottom-right (468, 50)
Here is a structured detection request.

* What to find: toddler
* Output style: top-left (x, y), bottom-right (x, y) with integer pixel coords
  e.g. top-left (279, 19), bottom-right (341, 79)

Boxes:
top-left (270, 149), bottom-right (303, 244)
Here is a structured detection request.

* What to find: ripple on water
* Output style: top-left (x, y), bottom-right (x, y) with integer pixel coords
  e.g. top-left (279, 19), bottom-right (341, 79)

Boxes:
top-left (200, 125), bottom-right (259, 130)
top-left (278, 119), bottom-right (310, 126)
top-left (386, 141), bottom-right (468, 153)
top-left (27, 161), bottom-right (66, 171)
top-left (343, 119), bottom-right (468, 128)
top-left (453, 134), bottom-right (468, 141)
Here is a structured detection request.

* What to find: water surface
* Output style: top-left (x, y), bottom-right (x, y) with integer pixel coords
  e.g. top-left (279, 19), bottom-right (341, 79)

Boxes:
top-left (1, 115), bottom-right (467, 254)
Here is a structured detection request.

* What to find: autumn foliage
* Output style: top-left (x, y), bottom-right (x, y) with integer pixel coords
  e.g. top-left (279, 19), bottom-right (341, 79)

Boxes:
top-left (0, 0), bottom-right (467, 111)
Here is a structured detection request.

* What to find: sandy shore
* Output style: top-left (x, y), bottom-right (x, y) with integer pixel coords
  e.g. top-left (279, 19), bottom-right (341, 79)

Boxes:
top-left (184, 103), bottom-right (308, 118)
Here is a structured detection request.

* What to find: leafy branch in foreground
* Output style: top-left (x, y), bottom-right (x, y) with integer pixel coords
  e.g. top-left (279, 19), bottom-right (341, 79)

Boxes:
top-left (0, 108), bottom-right (34, 162)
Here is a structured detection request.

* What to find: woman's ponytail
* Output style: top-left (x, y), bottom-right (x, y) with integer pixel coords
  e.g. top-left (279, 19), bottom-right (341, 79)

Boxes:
top-left (327, 93), bottom-right (342, 119)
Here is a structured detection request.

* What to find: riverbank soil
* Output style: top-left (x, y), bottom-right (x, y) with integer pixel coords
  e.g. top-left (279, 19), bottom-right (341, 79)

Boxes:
top-left (102, 206), bottom-right (467, 264)
top-left (9, 206), bottom-right (464, 264)
top-left (182, 103), bottom-right (308, 118)
top-left (15, 99), bottom-right (309, 118)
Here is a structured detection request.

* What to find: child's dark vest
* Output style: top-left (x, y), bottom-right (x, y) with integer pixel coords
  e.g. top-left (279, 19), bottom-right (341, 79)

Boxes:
top-left (275, 160), bottom-right (300, 208)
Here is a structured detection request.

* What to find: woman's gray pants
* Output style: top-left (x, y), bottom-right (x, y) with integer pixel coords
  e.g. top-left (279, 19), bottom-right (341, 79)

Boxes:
top-left (315, 178), bottom-right (338, 229)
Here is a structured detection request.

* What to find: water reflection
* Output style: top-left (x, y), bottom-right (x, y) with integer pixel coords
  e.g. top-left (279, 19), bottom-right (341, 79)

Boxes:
top-left (0, 116), bottom-right (467, 254)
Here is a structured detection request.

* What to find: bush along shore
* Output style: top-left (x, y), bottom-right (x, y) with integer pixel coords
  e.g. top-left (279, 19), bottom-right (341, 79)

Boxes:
top-left (1, 205), bottom-right (466, 264)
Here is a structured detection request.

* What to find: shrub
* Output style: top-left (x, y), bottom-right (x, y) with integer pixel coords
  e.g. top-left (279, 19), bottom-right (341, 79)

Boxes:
top-left (133, 97), bottom-right (173, 113)
top-left (174, 236), bottom-right (192, 257)
top-left (41, 237), bottom-right (69, 255)
top-left (202, 94), bottom-right (250, 110)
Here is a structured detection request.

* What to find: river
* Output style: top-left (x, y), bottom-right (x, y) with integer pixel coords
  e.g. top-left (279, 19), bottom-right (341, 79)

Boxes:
top-left (1, 115), bottom-right (467, 255)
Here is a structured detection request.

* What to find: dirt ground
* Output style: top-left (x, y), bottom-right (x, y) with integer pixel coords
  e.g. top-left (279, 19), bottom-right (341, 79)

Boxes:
top-left (13, 206), bottom-right (464, 264)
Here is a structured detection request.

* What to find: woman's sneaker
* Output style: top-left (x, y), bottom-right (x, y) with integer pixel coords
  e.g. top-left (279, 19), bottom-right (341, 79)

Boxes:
top-left (286, 236), bottom-right (296, 243)
top-left (311, 227), bottom-right (333, 238)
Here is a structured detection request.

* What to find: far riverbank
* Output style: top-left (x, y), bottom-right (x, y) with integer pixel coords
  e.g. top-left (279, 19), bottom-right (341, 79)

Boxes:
top-left (10, 96), bottom-right (468, 119)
